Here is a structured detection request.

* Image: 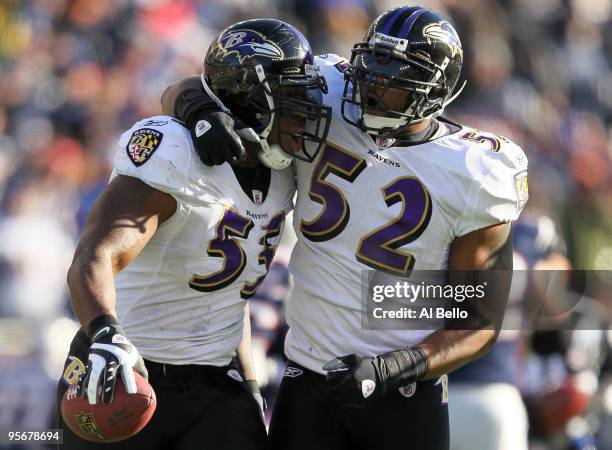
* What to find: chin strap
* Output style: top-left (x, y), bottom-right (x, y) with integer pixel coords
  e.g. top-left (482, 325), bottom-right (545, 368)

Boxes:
top-left (258, 140), bottom-right (293, 169)
top-left (254, 65), bottom-right (275, 140)
top-left (253, 65), bottom-right (293, 170)
top-left (362, 114), bottom-right (408, 136)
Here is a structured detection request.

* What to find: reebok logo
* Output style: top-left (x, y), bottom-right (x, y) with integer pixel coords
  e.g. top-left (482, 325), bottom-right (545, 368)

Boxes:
top-left (283, 366), bottom-right (303, 378)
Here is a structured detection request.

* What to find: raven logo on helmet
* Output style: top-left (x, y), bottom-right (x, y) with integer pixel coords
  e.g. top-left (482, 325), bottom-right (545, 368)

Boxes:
top-left (422, 21), bottom-right (463, 58)
top-left (219, 30), bottom-right (284, 64)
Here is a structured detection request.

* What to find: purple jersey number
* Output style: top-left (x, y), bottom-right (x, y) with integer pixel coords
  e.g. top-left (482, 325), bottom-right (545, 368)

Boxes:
top-left (301, 144), bottom-right (432, 273)
top-left (189, 208), bottom-right (254, 292)
top-left (300, 144), bottom-right (366, 241)
top-left (356, 176), bottom-right (432, 274)
top-left (460, 130), bottom-right (509, 152)
top-left (241, 211), bottom-right (286, 299)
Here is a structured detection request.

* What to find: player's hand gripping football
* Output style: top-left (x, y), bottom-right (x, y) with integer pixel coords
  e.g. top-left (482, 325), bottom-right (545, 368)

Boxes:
top-left (322, 347), bottom-right (428, 407)
top-left (77, 316), bottom-right (148, 405)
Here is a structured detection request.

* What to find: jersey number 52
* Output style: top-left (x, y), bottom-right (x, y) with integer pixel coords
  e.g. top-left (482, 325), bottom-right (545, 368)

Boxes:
top-left (300, 144), bottom-right (431, 275)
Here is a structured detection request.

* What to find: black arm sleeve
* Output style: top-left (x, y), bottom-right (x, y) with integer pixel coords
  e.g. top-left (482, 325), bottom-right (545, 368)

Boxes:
top-left (173, 78), bottom-right (220, 126)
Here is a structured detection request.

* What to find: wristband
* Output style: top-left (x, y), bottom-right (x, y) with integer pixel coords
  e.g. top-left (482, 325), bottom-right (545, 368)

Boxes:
top-left (378, 345), bottom-right (429, 392)
top-left (87, 314), bottom-right (120, 339)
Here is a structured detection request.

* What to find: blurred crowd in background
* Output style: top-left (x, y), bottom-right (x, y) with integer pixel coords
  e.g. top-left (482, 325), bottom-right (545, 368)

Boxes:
top-left (0, 0), bottom-right (611, 449)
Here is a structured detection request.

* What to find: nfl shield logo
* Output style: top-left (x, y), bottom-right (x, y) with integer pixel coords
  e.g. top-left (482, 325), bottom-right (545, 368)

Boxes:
top-left (76, 412), bottom-right (102, 438)
top-left (252, 190), bottom-right (263, 205)
top-left (376, 136), bottom-right (396, 149)
top-left (398, 382), bottom-right (417, 398)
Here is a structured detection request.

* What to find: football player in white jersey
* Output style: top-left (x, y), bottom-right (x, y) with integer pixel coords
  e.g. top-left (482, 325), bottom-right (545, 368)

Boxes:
top-left (56, 19), bottom-right (331, 449)
top-left (163, 6), bottom-right (528, 450)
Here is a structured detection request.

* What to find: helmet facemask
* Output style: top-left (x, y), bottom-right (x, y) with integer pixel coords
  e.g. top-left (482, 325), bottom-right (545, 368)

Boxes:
top-left (342, 42), bottom-right (458, 137)
top-left (267, 84), bottom-right (331, 163)
top-left (206, 64), bottom-right (331, 169)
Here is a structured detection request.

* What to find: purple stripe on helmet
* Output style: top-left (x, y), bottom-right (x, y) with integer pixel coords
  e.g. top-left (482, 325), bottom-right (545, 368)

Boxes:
top-left (381, 8), bottom-right (407, 35)
top-left (397, 7), bottom-right (427, 38)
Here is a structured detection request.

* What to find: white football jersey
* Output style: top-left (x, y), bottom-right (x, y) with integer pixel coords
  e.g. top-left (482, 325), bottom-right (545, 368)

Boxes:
top-left (111, 116), bottom-right (295, 366)
top-left (284, 55), bottom-right (529, 374)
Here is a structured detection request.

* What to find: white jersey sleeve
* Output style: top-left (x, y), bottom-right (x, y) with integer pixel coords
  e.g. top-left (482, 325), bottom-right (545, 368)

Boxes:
top-left (108, 115), bottom-right (296, 366)
top-left (112, 116), bottom-right (196, 196)
top-left (454, 138), bottom-right (529, 236)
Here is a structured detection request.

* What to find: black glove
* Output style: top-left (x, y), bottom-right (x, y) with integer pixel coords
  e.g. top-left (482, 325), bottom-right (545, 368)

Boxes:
top-left (77, 315), bottom-right (148, 405)
top-left (174, 83), bottom-right (259, 166)
top-left (322, 346), bottom-right (428, 407)
top-left (245, 380), bottom-right (267, 418)
top-left (189, 110), bottom-right (250, 165)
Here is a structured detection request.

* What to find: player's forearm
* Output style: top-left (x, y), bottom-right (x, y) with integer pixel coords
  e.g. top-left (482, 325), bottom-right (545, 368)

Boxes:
top-left (417, 328), bottom-right (497, 379)
top-left (236, 304), bottom-right (258, 381)
top-left (67, 250), bottom-right (118, 334)
top-left (414, 222), bottom-right (511, 377)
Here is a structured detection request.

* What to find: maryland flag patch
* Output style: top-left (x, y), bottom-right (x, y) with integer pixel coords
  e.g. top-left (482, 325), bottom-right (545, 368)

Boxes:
top-left (126, 128), bottom-right (163, 167)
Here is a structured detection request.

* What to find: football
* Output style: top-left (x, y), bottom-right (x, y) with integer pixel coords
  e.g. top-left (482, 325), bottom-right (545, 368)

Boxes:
top-left (61, 371), bottom-right (156, 443)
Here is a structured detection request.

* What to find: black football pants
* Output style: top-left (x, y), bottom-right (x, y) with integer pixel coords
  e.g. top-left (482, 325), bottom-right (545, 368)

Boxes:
top-left (56, 329), bottom-right (267, 450)
top-left (269, 361), bottom-right (449, 450)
